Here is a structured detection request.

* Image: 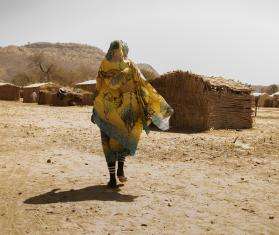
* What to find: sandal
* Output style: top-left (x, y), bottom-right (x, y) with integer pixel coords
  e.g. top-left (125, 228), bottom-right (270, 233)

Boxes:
top-left (117, 175), bottom-right (128, 183)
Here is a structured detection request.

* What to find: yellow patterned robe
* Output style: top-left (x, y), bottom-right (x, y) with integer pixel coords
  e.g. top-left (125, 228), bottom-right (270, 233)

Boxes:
top-left (92, 54), bottom-right (173, 162)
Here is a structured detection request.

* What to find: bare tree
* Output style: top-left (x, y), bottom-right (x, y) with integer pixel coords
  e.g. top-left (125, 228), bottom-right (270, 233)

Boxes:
top-left (29, 52), bottom-right (55, 82)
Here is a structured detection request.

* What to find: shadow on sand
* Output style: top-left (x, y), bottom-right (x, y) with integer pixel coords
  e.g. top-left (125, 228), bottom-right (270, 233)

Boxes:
top-left (24, 185), bottom-right (138, 204)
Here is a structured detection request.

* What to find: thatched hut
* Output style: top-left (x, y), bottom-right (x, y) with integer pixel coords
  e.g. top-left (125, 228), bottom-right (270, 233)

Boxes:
top-left (51, 88), bottom-right (83, 106)
top-left (150, 71), bottom-right (253, 132)
top-left (37, 83), bottom-right (60, 105)
top-left (75, 80), bottom-right (96, 93)
top-left (23, 82), bottom-right (53, 103)
top-left (271, 92), bottom-right (279, 108)
top-left (38, 87), bottom-right (92, 106)
top-left (252, 92), bottom-right (269, 107)
top-left (0, 82), bottom-right (20, 101)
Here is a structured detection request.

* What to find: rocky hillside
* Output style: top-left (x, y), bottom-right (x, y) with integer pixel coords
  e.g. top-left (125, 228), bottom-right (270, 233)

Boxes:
top-left (0, 42), bottom-right (159, 86)
top-left (0, 42), bottom-right (105, 86)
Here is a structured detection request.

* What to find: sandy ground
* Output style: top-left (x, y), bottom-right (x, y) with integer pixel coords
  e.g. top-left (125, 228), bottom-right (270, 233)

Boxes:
top-left (0, 101), bottom-right (278, 235)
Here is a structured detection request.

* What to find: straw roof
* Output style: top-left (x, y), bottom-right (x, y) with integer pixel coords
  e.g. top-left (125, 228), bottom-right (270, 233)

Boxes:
top-left (204, 76), bottom-right (251, 93)
top-left (0, 82), bottom-right (18, 87)
top-left (156, 71), bottom-right (251, 94)
top-left (23, 82), bottom-right (50, 88)
top-left (271, 91), bottom-right (279, 97)
top-left (76, 80), bottom-right (96, 85)
top-left (252, 92), bottom-right (267, 97)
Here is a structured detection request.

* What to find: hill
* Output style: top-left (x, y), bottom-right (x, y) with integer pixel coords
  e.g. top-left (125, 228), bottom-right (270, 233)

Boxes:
top-left (0, 42), bottom-right (105, 86)
top-left (0, 42), bottom-right (160, 86)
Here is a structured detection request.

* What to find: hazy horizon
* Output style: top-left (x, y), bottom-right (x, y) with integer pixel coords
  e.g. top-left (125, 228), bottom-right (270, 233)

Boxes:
top-left (0, 0), bottom-right (278, 85)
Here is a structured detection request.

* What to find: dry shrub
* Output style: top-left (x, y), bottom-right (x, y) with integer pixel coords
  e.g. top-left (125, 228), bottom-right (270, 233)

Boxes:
top-left (11, 73), bottom-right (37, 87)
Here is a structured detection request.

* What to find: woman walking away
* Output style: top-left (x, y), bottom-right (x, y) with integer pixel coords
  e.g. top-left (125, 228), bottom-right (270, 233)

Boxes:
top-left (92, 40), bottom-right (173, 189)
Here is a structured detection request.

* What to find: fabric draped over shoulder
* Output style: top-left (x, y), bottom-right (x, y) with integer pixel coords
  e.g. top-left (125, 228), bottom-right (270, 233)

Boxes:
top-left (93, 41), bottom-right (173, 162)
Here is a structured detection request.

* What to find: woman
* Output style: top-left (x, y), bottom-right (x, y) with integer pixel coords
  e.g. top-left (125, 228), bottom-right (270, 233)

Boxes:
top-left (92, 40), bottom-right (173, 189)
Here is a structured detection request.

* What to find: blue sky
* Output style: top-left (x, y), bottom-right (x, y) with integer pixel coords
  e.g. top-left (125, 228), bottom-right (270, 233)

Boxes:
top-left (0, 0), bottom-right (278, 85)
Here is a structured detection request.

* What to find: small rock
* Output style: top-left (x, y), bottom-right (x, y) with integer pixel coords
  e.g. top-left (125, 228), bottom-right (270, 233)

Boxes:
top-left (47, 159), bottom-right (51, 163)
top-left (241, 208), bottom-right (255, 214)
top-left (141, 224), bottom-right (147, 227)
top-left (269, 216), bottom-right (274, 219)
top-left (85, 163), bottom-right (88, 165)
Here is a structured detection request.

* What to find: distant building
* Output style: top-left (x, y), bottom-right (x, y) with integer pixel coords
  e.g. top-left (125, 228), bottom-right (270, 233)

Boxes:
top-left (0, 82), bottom-right (20, 101)
top-left (23, 82), bottom-right (52, 103)
top-left (74, 80), bottom-right (97, 93)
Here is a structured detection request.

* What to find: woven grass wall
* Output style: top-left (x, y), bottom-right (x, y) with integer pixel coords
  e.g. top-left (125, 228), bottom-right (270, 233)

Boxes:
top-left (38, 91), bottom-right (55, 105)
top-left (206, 91), bottom-right (253, 130)
top-left (81, 92), bottom-right (94, 105)
top-left (151, 71), bottom-right (209, 132)
top-left (51, 92), bottom-right (83, 106)
top-left (272, 96), bottom-right (279, 108)
top-left (151, 71), bottom-right (253, 132)
top-left (37, 84), bottom-right (60, 105)
top-left (0, 84), bottom-right (20, 101)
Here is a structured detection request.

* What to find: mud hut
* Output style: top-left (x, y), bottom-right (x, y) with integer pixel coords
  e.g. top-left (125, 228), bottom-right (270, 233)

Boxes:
top-left (23, 82), bottom-right (52, 103)
top-left (151, 71), bottom-right (253, 132)
top-left (0, 82), bottom-right (20, 101)
top-left (37, 83), bottom-right (60, 105)
top-left (75, 80), bottom-right (96, 93)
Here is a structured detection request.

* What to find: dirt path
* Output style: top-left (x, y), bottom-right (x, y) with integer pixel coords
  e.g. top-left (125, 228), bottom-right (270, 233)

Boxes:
top-left (0, 101), bottom-right (278, 234)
